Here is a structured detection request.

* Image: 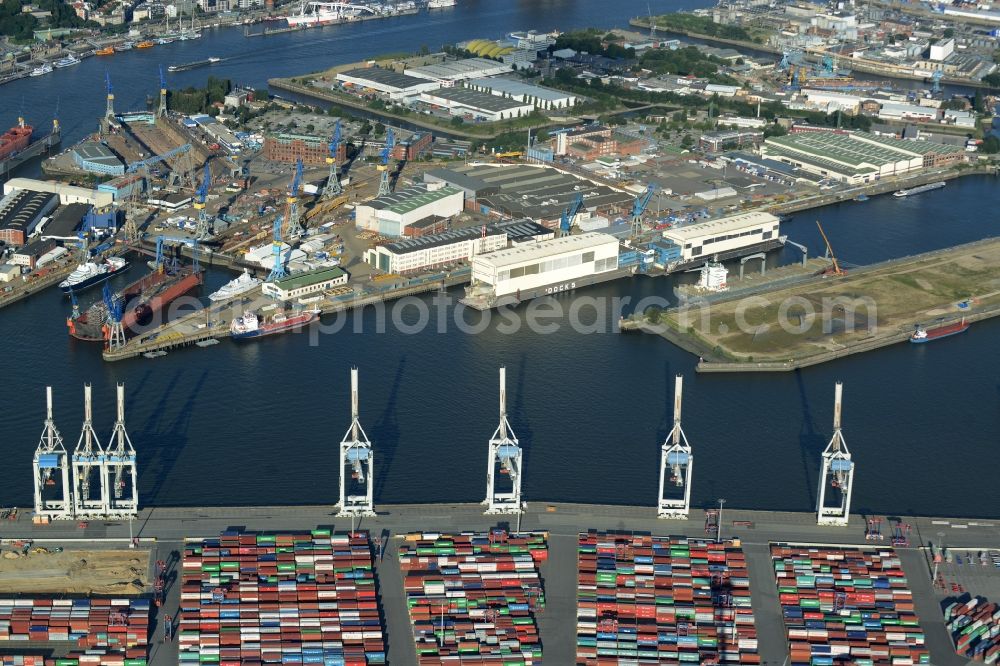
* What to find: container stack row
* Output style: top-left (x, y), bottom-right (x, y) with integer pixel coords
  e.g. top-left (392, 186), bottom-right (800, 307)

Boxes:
top-left (178, 530), bottom-right (386, 666)
top-left (397, 530), bottom-right (548, 665)
top-left (0, 597), bottom-right (150, 665)
top-left (575, 532), bottom-right (758, 665)
top-left (770, 544), bottom-right (929, 666)
top-left (944, 596), bottom-right (1000, 662)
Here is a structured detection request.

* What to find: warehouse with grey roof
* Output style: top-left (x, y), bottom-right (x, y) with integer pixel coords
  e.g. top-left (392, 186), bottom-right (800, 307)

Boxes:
top-left (419, 87), bottom-right (534, 121)
top-left (336, 67), bottom-right (439, 100)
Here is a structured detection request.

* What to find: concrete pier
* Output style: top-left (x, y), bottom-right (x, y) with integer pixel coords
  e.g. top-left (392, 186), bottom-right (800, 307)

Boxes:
top-left (1, 502), bottom-right (996, 666)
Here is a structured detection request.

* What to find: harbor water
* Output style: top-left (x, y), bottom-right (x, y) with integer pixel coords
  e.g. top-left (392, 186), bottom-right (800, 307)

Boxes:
top-left (0, 0), bottom-right (997, 516)
top-left (0, 177), bottom-right (997, 515)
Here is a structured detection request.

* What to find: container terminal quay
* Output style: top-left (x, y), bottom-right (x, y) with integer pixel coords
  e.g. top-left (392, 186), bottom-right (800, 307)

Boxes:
top-left (11, 375), bottom-right (1000, 666)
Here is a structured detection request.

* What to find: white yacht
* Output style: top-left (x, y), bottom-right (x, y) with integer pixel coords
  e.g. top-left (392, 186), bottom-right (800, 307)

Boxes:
top-left (59, 257), bottom-right (129, 294)
top-left (30, 64), bottom-right (54, 77)
top-left (209, 270), bottom-right (261, 302)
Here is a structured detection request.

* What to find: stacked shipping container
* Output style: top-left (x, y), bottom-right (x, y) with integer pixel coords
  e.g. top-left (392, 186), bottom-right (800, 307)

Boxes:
top-left (397, 530), bottom-right (548, 665)
top-left (770, 544), bottom-right (929, 665)
top-left (576, 532), bottom-right (758, 665)
top-left (0, 597), bottom-right (150, 665)
top-left (944, 597), bottom-right (1000, 662)
top-left (178, 530), bottom-right (386, 666)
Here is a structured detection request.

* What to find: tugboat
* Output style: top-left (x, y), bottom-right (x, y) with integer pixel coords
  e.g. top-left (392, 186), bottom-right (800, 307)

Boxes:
top-left (910, 317), bottom-right (970, 343)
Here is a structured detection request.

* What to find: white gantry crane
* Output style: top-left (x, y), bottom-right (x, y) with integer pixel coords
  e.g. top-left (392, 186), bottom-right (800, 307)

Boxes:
top-left (484, 367), bottom-right (523, 515)
top-left (817, 381), bottom-right (854, 526)
top-left (658, 374), bottom-right (693, 519)
top-left (72, 384), bottom-right (107, 518)
top-left (104, 383), bottom-right (138, 518)
top-left (33, 387), bottom-right (73, 520)
top-left (338, 367), bottom-right (374, 517)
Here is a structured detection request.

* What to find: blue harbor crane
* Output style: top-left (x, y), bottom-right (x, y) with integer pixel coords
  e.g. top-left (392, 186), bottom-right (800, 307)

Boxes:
top-left (284, 158), bottom-right (305, 238)
top-left (266, 216), bottom-right (287, 282)
top-left (155, 235), bottom-right (200, 273)
top-left (104, 71), bottom-right (115, 124)
top-left (194, 162), bottom-right (212, 239)
top-left (102, 282), bottom-right (126, 350)
top-left (126, 143), bottom-right (191, 174)
top-left (631, 184), bottom-right (656, 237)
top-left (559, 193), bottom-right (585, 236)
top-left (158, 65), bottom-right (168, 118)
top-left (323, 120), bottom-right (343, 199)
top-left (377, 128), bottom-right (395, 197)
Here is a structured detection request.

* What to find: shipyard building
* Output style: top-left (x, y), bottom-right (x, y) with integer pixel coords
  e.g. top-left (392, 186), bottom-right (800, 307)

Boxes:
top-left (467, 232), bottom-right (620, 301)
top-left (261, 266), bottom-right (349, 301)
top-left (660, 211), bottom-right (782, 264)
top-left (3, 178), bottom-right (115, 208)
top-left (71, 141), bottom-right (125, 176)
top-left (423, 163), bottom-right (633, 230)
top-left (365, 219), bottom-right (552, 274)
top-left (761, 131), bottom-right (966, 184)
top-left (0, 189), bottom-right (59, 246)
top-left (354, 183), bottom-right (464, 237)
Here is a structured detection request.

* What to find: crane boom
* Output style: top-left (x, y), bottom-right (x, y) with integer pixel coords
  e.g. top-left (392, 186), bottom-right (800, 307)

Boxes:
top-left (815, 220), bottom-right (843, 275)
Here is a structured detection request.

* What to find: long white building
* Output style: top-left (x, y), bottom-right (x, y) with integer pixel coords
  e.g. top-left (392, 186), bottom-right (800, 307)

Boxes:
top-left (365, 219), bottom-right (552, 274)
top-left (661, 211), bottom-right (780, 263)
top-left (468, 232), bottom-right (620, 301)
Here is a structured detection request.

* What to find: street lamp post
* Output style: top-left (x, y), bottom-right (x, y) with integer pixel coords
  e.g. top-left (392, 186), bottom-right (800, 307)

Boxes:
top-left (717, 498), bottom-right (726, 544)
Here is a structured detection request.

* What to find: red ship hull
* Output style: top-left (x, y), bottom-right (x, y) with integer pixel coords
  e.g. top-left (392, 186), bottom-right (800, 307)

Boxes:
top-left (0, 125), bottom-right (32, 161)
top-left (910, 320), bottom-right (970, 343)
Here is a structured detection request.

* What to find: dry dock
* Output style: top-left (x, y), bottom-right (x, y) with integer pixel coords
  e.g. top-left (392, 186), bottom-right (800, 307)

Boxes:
top-left (0, 503), bottom-right (997, 666)
top-left (625, 236), bottom-right (1000, 372)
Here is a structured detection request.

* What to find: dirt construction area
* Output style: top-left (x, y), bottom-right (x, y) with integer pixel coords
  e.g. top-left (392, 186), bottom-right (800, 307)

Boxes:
top-left (664, 238), bottom-right (1000, 362)
top-left (0, 547), bottom-right (150, 595)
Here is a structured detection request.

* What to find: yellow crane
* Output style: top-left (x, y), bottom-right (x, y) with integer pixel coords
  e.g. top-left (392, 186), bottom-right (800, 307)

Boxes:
top-left (816, 220), bottom-right (846, 276)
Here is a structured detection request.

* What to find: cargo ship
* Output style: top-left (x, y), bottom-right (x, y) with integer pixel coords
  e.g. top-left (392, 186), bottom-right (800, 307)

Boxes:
top-left (59, 257), bottom-right (129, 294)
top-left (911, 318), bottom-right (969, 343)
top-left (894, 181), bottom-right (945, 198)
top-left (67, 267), bottom-right (202, 342)
top-left (0, 119), bottom-right (33, 162)
top-left (167, 57), bottom-right (220, 72)
top-left (230, 310), bottom-right (317, 339)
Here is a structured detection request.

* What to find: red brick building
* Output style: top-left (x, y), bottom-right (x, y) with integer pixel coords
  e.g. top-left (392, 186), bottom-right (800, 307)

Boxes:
top-left (264, 133), bottom-right (345, 166)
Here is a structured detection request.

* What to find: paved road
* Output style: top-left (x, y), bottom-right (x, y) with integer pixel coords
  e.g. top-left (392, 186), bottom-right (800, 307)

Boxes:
top-left (5, 503), bottom-right (1000, 665)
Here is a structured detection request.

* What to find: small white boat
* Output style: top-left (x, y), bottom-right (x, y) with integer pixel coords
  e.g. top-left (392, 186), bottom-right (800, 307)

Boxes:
top-left (142, 350), bottom-right (168, 358)
top-left (53, 55), bottom-right (81, 68)
top-left (30, 64), bottom-right (53, 77)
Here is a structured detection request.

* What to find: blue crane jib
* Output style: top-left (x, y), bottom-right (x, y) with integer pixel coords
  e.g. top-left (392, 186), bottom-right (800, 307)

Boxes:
top-left (126, 143), bottom-right (192, 174)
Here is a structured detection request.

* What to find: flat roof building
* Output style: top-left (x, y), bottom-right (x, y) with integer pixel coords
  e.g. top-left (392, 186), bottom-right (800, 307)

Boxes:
top-left (40, 202), bottom-right (89, 238)
top-left (72, 141), bottom-right (125, 176)
top-left (336, 67), bottom-right (439, 100)
top-left (419, 88), bottom-right (534, 122)
top-left (404, 58), bottom-right (511, 85)
top-left (148, 192), bottom-right (194, 210)
top-left (661, 211), bottom-right (781, 263)
top-left (264, 133), bottom-right (329, 166)
top-left (261, 265), bottom-right (348, 301)
top-left (366, 219), bottom-right (552, 274)
top-left (0, 190), bottom-right (59, 246)
top-left (465, 78), bottom-right (578, 110)
top-left (424, 163), bottom-right (634, 227)
top-left (761, 131), bottom-right (965, 184)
